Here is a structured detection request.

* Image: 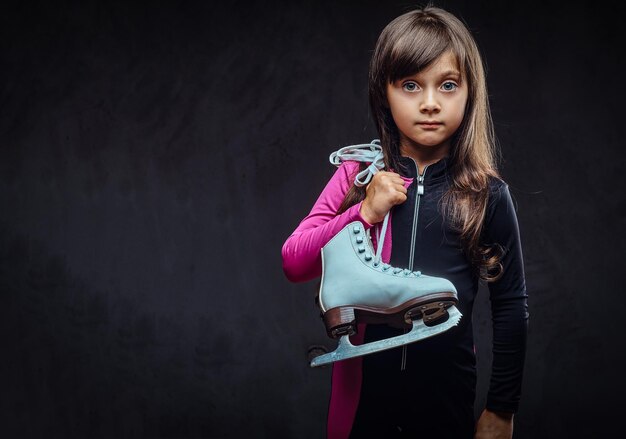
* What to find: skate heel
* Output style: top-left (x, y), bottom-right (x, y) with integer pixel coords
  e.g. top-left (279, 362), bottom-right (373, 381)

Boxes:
top-left (404, 300), bottom-right (457, 326)
top-left (323, 307), bottom-right (356, 339)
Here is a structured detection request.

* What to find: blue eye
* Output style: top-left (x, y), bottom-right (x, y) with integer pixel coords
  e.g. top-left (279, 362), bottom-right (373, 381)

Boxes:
top-left (402, 82), bottom-right (418, 92)
top-left (401, 81), bottom-right (458, 92)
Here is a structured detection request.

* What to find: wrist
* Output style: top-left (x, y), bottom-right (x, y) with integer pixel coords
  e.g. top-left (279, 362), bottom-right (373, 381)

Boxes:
top-left (486, 408), bottom-right (514, 420)
top-left (359, 201), bottom-right (379, 224)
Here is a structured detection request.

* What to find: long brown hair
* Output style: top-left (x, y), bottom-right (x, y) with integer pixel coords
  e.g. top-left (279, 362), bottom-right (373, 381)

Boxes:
top-left (338, 3), bottom-right (504, 281)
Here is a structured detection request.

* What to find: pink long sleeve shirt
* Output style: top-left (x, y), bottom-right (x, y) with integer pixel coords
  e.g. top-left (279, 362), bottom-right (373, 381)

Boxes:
top-left (281, 160), bottom-right (414, 439)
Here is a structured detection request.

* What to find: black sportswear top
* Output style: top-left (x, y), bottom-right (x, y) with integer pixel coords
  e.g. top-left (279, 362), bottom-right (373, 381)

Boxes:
top-left (388, 154), bottom-right (529, 413)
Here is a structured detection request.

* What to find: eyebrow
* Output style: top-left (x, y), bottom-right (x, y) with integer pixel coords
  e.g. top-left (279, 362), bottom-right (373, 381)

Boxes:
top-left (438, 69), bottom-right (462, 78)
top-left (403, 69), bottom-right (462, 80)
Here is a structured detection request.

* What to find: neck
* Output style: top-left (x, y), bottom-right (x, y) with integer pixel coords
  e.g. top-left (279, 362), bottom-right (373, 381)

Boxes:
top-left (399, 139), bottom-right (451, 175)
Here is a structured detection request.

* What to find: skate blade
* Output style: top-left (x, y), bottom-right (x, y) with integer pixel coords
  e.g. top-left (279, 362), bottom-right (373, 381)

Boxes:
top-left (310, 306), bottom-right (462, 368)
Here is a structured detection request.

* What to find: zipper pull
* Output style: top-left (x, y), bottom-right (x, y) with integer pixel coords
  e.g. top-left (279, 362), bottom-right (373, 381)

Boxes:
top-left (417, 175), bottom-right (425, 195)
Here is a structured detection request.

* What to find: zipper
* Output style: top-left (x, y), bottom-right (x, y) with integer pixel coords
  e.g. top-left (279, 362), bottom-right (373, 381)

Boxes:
top-left (408, 160), bottom-right (428, 273)
top-left (401, 158), bottom-right (429, 371)
top-left (401, 327), bottom-right (407, 370)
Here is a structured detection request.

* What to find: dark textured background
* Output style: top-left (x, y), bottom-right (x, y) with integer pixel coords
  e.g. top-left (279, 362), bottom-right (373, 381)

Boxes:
top-left (1, 0), bottom-right (624, 437)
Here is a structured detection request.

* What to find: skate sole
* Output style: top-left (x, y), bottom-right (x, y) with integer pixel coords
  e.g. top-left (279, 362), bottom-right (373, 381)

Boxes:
top-left (311, 305), bottom-right (463, 367)
top-left (322, 292), bottom-right (458, 339)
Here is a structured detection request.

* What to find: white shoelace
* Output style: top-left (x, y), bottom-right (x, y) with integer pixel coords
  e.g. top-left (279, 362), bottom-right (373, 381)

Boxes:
top-left (329, 139), bottom-right (390, 266)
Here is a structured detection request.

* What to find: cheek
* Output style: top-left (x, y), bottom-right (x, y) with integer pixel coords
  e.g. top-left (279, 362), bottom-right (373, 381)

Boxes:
top-left (450, 96), bottom-right (468, 124)
top-left (389, 99), bottom-right (412, 124)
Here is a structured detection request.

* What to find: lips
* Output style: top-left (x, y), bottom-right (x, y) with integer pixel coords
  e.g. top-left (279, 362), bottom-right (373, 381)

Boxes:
top-left (417, 121), bottom-right (442, 129)
top-left (417, 121), bottom-right (442, 125)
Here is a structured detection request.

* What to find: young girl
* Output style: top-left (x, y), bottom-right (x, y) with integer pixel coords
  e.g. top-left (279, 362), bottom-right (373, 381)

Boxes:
top-left (282, 4), bottom-right (528, 439)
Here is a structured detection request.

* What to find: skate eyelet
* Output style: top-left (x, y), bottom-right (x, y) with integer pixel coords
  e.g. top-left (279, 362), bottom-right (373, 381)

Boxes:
top-left (358, 246), bottom-right (365, 253)
top-left (352, 226), bottom-right (361, 234)
top-left (356, 236), bottom-right (364, 244)
top-left (373, 262), bottom-right (379, 267)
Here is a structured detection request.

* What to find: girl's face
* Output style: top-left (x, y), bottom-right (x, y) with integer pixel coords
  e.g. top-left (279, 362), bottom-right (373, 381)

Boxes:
top-left (386, 50), bottom-right (468, 156)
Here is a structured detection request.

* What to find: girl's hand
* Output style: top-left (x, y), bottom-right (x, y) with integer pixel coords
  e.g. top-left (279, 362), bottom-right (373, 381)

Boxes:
top-left (474, 408), bottom-right (514, 439)
top-left (359, 171), bottom-right (407, 224)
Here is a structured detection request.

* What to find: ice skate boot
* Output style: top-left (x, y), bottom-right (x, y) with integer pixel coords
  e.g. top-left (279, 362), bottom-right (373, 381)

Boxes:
top-left (310, 219), bottom-right (462, 367)
top-left (309, 139), bottom-right (462, 367)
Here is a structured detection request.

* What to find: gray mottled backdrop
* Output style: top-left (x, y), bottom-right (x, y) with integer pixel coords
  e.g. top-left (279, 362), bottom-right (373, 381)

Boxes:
top-left (1, 0), bottom-right (624, 437)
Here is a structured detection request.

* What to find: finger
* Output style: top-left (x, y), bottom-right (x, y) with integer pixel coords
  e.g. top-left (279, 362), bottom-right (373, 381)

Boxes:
top-left (376, 174), bottom-right (404, 186)
top-left (379, 171), bottom-right (402, 179)
top-left (379, 171), bottom-right (403, 182)
top-left (383, 171), bottom-right (401, 178)
top-left (394, 192), bottom-right (408, 204)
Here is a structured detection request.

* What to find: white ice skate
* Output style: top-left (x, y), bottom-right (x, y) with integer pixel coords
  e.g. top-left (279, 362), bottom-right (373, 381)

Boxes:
top-left (310, 140), bottom-right (462, 367)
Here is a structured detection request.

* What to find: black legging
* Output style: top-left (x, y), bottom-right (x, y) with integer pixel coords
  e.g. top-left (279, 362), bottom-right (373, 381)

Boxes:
top-left (349, 324), bottom-right (477, 439)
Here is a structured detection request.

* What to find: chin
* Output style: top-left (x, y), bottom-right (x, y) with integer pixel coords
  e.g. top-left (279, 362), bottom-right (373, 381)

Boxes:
top-left (412, 138), bottom-right (443, 147)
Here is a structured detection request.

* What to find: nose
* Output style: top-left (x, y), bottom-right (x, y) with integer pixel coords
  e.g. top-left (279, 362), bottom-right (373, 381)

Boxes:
top-left (419, 88), bottom-right (441, 114)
